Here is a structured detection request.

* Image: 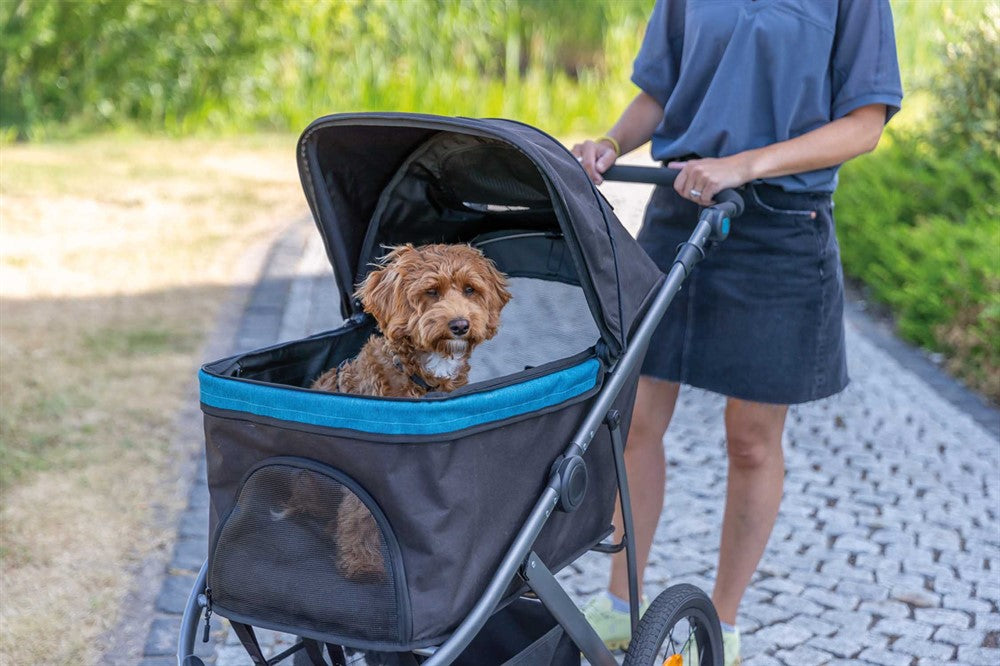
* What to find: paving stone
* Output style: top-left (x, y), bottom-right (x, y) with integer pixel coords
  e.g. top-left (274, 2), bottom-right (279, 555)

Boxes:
top-left (742, 603), bottom-right (795, 627)
top-left (172, 535), bottom-right (209, 572)
top-left (855, 647), bottom-right (914, 666)
top-left (769, 593), bottom-right (826, 617)
top-left (821, 559), bottom-right (876, 583)
top-left (913, 607), bottom-right (973, 630)
top-left (834, 578), bottom-right (890, 601)
top-left (974, 611), bottom-right (1000, 631)
top-left (146, 616), bottom-right (213, 658)
top-left (772, 645), bottom-right (837, 666)
top-left (807, 635), bottom-right (858, 659)
top-left (831, 534), bottom-right (883, 556)
top-left (801, 586), bottom-right (860, 611)
top-left (750, 622), bottom-right (813, 649)
top-left (858, 599), bottom-right (913, 619)
top-left (957, 646), bottom-right (1000, 665)
top-left (943, 594), bottom-right (994, 614)
top-left (743, 656), bottom-right (782, 666)
top-left (216, 644), bottom-right (252, 666)
top-left (178, 509), bottom-right (209, 538)
top-left (155, 573), bottom-right (197, 615)
top-left (888, 584), bottom-right (939, 609)
top-left (890, 639), bottom-right (955, 661)
top-left (933, 624), bottom-right (986, 646)
top-left (790, 615), bottom-right (839, 638)
top-left (872, 617), bottom-right (934, 639)
top-left (930, 575), bottom-right (973, 597)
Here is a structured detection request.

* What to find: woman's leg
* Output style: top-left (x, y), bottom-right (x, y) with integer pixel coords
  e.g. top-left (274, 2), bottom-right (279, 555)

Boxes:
top-left (608, 376), bottom-right (681, 601)
top-left (712, 397), bottom-right (789, 624)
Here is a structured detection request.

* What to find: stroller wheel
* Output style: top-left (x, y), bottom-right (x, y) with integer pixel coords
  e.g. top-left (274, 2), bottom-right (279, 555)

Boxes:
top-left (622, 583), bottom-right (723, 666)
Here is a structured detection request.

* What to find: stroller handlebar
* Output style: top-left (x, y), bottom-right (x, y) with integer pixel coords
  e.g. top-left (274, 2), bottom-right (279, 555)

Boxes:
top-left (601, 165), bottom-right (745, 220)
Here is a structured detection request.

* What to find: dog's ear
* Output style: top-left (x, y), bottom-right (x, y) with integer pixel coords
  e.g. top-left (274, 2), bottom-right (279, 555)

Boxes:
top-left (355, 264), bottom-right (396, 333)
top-left (355, 245), bottom-right (413, 339)
top-left (479, 257), bottom-right (512, 339)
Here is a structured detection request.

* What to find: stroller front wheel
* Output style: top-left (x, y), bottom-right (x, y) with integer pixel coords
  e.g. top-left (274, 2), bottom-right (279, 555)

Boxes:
top-left (623, 583), bottom-right (723, 666)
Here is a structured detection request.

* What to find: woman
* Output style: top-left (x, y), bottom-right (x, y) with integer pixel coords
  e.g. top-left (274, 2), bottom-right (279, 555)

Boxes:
top-left (572, 1), bottom-right (902, 662)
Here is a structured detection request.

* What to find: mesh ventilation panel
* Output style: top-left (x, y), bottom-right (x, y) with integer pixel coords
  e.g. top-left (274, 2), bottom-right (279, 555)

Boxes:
top-left (209, 461), bottom-right (404, 644)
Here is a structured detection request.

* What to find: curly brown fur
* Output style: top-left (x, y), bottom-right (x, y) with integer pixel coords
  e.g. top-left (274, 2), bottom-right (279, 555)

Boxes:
top-left (312, 243), bottom-right (511, 398)
top-left (306, 243), bottom-right (510, 580)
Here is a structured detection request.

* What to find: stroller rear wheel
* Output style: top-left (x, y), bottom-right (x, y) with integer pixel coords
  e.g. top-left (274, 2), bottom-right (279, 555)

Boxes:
top-left (622, 584), bottom-right (723, 666)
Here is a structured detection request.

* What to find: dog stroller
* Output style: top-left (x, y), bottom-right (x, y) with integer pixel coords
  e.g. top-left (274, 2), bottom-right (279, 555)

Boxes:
top-left (178, 113), bottom-right (744, 666)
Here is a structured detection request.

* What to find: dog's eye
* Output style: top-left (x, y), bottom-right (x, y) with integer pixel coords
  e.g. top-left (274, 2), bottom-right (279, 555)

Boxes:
top-left (425, 288), bottom-right (438, 298)
top-left (464, 286), bottom-right (475, 296)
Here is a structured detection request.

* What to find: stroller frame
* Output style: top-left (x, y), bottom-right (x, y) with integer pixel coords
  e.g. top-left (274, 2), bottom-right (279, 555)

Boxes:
top-left (178, 158), bottom-right (744, 666)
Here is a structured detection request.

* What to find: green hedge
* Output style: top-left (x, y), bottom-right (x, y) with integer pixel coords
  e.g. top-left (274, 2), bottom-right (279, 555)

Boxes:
top-left (835, 6), bottom-right (999, 400)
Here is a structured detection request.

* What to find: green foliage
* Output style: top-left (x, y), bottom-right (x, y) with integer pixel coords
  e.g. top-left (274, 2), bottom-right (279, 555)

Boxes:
top-left (835, 6), bottom-right (1000, 399)
top-left (890, 0), bottom-right (987, 91)
top-left (0, 0), bottom-right (652, 138)
top-left (928, 3), bottom-right (999, 156)
top-left (0, 0), bottom-right (276, 138)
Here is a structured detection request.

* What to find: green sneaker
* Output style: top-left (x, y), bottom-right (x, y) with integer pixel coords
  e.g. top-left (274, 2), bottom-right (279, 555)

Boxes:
top-left (722, 626), bottom-right (741, 666)
top-left (581, 594), bottom-right (649, 651)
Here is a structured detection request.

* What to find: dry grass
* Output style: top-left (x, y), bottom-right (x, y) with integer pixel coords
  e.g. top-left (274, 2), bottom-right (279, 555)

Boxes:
top-left (0, 134), bottom-right (306, 664)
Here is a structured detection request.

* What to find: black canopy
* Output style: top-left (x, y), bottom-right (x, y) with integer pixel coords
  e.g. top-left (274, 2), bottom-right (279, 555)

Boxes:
top-left (296, 112), bottom-right (663, 360)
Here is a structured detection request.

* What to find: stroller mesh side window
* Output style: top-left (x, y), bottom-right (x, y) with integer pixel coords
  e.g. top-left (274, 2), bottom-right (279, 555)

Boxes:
top-left (209, 460), bottom-right (406, 644)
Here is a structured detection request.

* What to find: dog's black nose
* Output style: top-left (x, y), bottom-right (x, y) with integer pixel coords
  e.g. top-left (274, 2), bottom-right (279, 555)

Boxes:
top-left (449, 318), bottom-right (470, 336)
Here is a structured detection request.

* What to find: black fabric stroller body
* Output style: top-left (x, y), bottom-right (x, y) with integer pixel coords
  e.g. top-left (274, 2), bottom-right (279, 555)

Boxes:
top-left (179, 113), bottom-right (744, 666)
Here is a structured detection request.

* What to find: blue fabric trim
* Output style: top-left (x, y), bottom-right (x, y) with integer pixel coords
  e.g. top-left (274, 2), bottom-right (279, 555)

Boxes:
top-left (199, 359), bottom-right (600, 436)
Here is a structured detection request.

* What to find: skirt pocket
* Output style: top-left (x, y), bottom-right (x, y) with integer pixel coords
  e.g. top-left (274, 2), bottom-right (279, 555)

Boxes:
top-left (207, 456), bottom-right (410, 647)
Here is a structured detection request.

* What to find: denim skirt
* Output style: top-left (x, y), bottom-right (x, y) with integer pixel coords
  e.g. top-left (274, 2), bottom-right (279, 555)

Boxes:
top-left (637, 183), bottom-right (849, 405)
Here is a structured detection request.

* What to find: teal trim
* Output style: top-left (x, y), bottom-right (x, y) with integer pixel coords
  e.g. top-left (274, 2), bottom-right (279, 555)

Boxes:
top-left (199, 359), bottom-right (600, 436)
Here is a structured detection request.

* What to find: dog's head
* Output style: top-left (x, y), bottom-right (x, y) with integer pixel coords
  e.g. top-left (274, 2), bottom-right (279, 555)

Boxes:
top-left (355, 244), bottom-right (511, 356)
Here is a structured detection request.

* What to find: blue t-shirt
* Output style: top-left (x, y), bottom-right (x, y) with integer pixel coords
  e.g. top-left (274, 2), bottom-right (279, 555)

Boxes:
top-left (632, 0), bottom-right (904, 192)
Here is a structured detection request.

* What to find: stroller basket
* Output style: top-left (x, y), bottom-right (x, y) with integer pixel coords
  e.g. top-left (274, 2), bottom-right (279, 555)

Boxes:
top-left (202, 344), bottom-right (636, 649)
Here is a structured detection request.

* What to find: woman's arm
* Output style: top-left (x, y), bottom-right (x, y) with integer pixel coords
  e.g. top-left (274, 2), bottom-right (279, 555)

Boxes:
top-left (571, 91), bottom-right (665, 184)
top-left (672, 104), bottom-right (888, 203)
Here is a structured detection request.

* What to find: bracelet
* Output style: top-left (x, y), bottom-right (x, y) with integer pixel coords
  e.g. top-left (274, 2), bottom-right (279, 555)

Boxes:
top-left (596, 135), bottom-right (621, 156)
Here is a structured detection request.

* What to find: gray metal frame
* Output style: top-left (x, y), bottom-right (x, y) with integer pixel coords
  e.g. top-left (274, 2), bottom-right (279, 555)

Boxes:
top-left (177, 170), bottom-right (742, 666)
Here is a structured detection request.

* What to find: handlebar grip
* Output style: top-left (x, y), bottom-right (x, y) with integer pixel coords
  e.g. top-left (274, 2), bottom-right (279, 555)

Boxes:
top-left (601, 164), bottom-right (745, 219)
top-left (713, 189), bottom-right (745, 218)
top-left (602, 165), bottom-right (679, 186)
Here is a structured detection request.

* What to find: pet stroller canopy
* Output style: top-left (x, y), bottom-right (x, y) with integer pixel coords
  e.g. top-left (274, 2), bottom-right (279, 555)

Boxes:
top-left (296, 112), bottom-right (663, 360)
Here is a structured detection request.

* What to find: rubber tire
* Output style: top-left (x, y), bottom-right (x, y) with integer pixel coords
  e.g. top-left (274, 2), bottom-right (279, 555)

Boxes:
top-left (623, 583), bottom-right (724, 666)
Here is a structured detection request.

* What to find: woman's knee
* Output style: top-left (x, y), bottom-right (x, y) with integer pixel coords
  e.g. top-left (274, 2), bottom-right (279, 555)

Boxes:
top-left (725, 433), bottom-right (779, 469)
top-left (725, 399), bottom-right (788, 469)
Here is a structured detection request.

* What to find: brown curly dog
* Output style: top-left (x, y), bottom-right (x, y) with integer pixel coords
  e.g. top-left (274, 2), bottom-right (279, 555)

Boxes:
top-left (299, 243), bottom-right (510, 581)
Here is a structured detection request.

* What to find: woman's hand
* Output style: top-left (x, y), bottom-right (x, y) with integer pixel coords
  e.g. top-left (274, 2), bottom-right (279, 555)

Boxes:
top-left (668, 155), bottom-right (754, 205)
top-left (572, 138), bottom-right (618, 185)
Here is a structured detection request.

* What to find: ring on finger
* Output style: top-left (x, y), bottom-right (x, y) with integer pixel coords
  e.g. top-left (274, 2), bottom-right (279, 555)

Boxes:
top-left (689, 188), bottom-right (702, 198)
